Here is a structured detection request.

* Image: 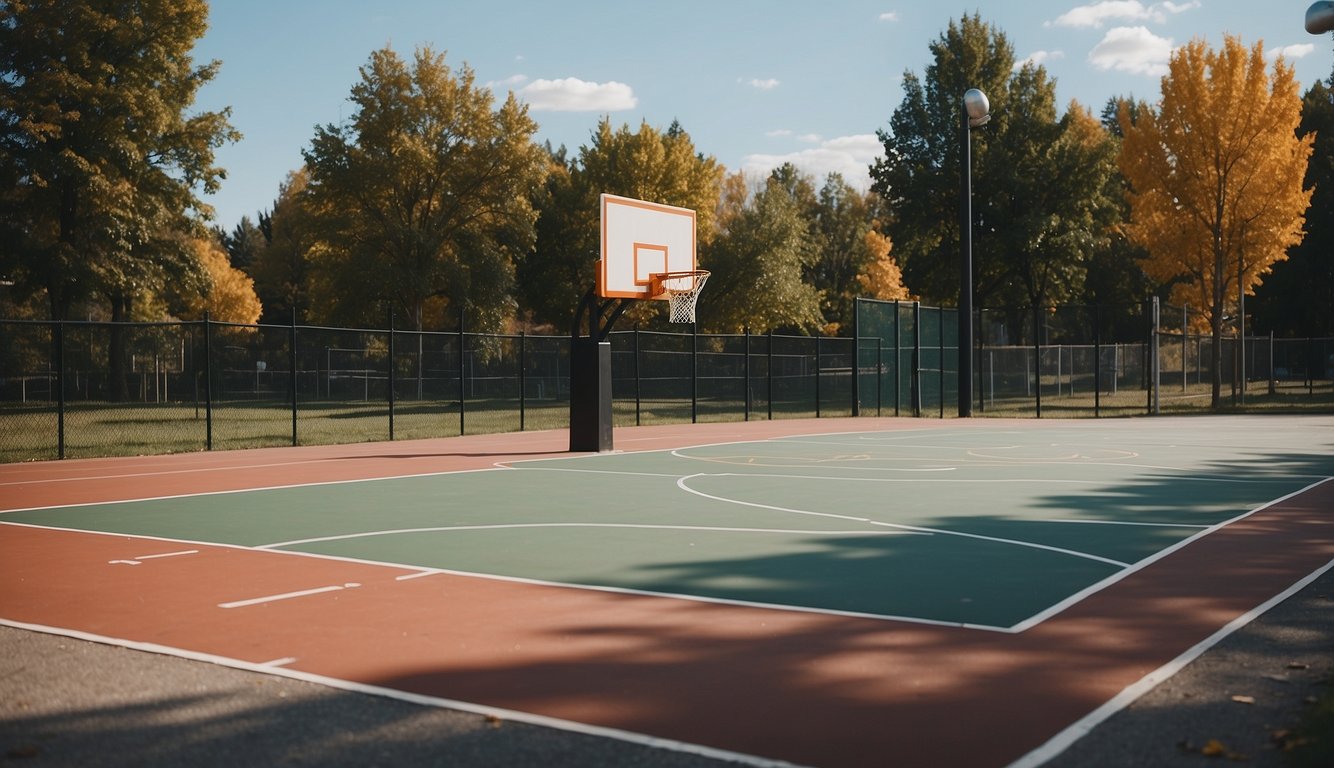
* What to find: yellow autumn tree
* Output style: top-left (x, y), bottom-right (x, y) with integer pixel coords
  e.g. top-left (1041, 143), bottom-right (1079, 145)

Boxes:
top-left (178, 237), bottom-right (262, 324)
top-left (857, 229), bottom-right (911, 302)
top-left (1119, 36), bottom-right (1312, 407)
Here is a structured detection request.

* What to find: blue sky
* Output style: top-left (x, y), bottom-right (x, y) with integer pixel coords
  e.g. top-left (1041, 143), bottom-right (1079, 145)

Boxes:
top-left (193, 1), bottom-right (1334, 232)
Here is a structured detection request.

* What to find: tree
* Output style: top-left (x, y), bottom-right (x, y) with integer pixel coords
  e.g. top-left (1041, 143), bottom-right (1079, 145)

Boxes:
top-left (807, 173), bottom-right (905, 333)
top-left (1253, 73), bottom-right (1334, 337)
top-left (520, 118), bottom-right (724, 329)
top-left (0, 0), bottom-right (239, 321)
top-left (172, 236), bottom-right (262, 323)
top-left (302, 46), bottom-right (548, 331)
top-left (217, 216), bottom-right (265, 270)
top-left (247, 169), bottom-right (318, 324)
top-left (870, 14), bottom-right (1120, 312)
top-left (701, 171), bottom-right (824, 333)
top-left (1119, 37), bottom-right (1312, 407)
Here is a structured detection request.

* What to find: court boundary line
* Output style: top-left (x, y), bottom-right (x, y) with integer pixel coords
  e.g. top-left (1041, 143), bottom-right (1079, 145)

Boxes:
top-left (1004, 555), bottom-right (1334, 768)
top-left (0, 618), bottom-right (807, 768)
top-left (1009, 476), bottom-right (1334, 633)
top-left (0, 520), bottom-right (999, 631)
top-left (6, 432), bottom-right (1330, 634)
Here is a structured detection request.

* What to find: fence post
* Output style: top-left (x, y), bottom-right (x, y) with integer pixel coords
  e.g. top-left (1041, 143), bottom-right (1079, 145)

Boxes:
top-left (1093, 305), bottom-right (1101, 418)
top-left (1149, 296), bottom-right (1160, 415)
top-left (691, 321), bottom-right (698, 424)
top-left (519, 330), bottom-right (526, 431)
top-left (815, 334), bottom-right (822, 418)
top-left (938, 305), bottom-right (945, 418)
top-left (388, 308), bottom-right (396, 441)
top-left (894, 301), bottom-right (901, 417)
top-left (1034, 304), bottom-right (1043, 418)
top-left (912, 301), bottom-right (921, 418)
top-left (56, 321), bottom-right (66, 459)
top-left (458, 306), bottom-right (465, 436)
top-left (1182, 304), bottom-right (1189, 393)
top-left (289, 308), bottom-right (298, 446)
top-left (767, 329), bottom-right (774, 420)
top-left (743, 326), bottom-right (751, 421)
top-left (203, 313), bottom-right (213, 450)
top-left (852, 299), bottom-right (861, 417)
top-left (876, 339), bottom-right (883, 417)
top-left (633, 326), bottom-right (641, 426)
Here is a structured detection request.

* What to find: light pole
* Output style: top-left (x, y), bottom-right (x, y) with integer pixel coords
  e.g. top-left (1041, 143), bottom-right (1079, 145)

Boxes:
top-left (959, 88), bottom-right (990, 417)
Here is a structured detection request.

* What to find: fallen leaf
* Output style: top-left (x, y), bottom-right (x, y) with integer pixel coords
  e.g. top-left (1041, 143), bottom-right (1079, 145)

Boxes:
top-left (1231, 695), bottom-right (1256, 705)
top-left (1287, 662), bottom-right (1310, 670)
top-left (1201, 739), bottom-right (1228, 756)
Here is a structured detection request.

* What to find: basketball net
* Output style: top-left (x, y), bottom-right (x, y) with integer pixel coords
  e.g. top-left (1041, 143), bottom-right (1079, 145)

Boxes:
top-left (651, 270), bottom-right (710, 324)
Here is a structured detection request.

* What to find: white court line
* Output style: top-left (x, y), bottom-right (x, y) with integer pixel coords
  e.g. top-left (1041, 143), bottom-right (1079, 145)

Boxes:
top-left (107, 549), bottom-right (199, 566)
top-left (218, 582), bottom-right (360, 609)
top-left (260, 657), bottom-right (298, 667)
top-left (676, 474), bottom-right (1131, 568)
top-left (1006, 556), bottom-right (1334, 768)
top-left (0, 618), bottom-right (807, 768)
top-left (260, 524), bottom-right (929, 550)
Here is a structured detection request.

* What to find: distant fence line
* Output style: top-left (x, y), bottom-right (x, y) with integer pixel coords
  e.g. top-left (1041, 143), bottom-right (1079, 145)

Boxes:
top-left (2, 300), bottom-right (1331, 461)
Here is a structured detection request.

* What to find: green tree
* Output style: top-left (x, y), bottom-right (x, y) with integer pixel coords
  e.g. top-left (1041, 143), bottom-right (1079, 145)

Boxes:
top-left (0, 0), bottom-right (239, 321)
top-left (520, 118), bottom-right (724, 329)
top-left (1119, 37), bottom-right (1312, 406)
top-left (870, 14), bottom-right (1119, 312)
top-left (807, 173), bottom-right (902, 334)
top-left (302, 46), bottom-right (548, 331)
top-left (217, 216), bottom-right (265, 271)
top-left (701, 171), bottom-right (824, 333)
top-left (247, 169), bottom-right (317, 324)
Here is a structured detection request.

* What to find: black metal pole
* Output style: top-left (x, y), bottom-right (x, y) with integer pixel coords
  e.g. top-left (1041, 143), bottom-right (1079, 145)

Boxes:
top-left (767, 329), bottom-right (774, 421)
top-left (458, 305), bottom-right (465, 436)
top-left (852, 299), bottom-right (861, 417)
top-left (959, 107), bottom-right (974, 417)
top-left (203, 313), bottom-right (213, 450)
top-left (388, 307), bottom-right (396, 441)
top-left (56, 321), bottom-right (66, 459)
top-left (633, 325), bottom-right (641, 426)
top-left (1034, 304), bottom-right (1043, 418)
top-left (1093, 304), bottom-right (1101, 418)
top-left (743, 326), bottom-right (751, 421)
top-left (691, 321), bottom-right (698, 424)
top-left (289, 308), bottom-right (298, 445)
top-left (519, 330), bottom-right (526, 432)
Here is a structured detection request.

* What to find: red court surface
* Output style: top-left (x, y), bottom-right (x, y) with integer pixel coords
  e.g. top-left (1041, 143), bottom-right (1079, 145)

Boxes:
top-left (2, 418), bottom-right (1332, 768)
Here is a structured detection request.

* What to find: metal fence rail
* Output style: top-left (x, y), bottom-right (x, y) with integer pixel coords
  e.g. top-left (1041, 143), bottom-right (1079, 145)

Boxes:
top-left (4, 306), bottom-right (1332, 462)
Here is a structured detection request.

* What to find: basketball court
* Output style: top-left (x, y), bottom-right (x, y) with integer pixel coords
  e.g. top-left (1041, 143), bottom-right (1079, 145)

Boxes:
top-left (3, 414), bottom-right (1333, 767)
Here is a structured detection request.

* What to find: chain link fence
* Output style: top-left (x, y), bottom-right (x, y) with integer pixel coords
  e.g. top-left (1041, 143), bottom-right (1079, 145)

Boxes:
top-left (5, 306), bottom-right (1332, 462)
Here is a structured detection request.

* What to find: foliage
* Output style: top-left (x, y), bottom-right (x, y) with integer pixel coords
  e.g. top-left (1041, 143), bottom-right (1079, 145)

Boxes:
top-left (1253, 75), bottom-right (1334, 337)
top-left (301, 46), bottom-right (548, 332)
top-left (247, 169), bottom-right (318, 324)
top-left (1119, 36), bottom-right (1313, 406)
top-left (805, 172), bottom-right (907, 333)
top-left (870, 13), bottom-right (1120, 311)
top-left (172, 237), bottom-right (262, 323)
top-left (0, 0), bottom-right (239, 321)
top-left (521, 118), bottom-right (725, 329)
top-left (700, 171), bottom-right (824, 333)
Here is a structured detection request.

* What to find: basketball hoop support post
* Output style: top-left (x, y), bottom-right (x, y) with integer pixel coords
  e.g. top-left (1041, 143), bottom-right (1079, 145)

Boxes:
top-left (569, 286), bottom-right (627, 452)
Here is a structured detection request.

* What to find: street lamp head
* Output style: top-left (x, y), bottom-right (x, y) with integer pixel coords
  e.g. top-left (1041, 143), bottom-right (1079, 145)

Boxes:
top-left (964, 89), bottom-right (991, 128)
top-left (1308, 1), bottom-right (1334, 33)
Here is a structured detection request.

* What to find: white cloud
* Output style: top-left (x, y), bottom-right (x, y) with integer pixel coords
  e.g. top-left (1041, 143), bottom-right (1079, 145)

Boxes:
top-left (516, 78), bottom-right (637, 112)
top-left (743, 134), bottom-right (882, 187)
top-left (1268, 43), bottom-right (1316, 61)
top-left (878, 12), bottom-right (899, 22)
top-left (798, 133), bottom-right (822, 144)
top-left (1049, 1), bottom-right (1199, 29)
top-left (743, 77), bottom-right (781, 91)
top-left (1014, 50), bottom-right (1065, 71)
top-left (1088, 26), bottom-right (1174, 76)
top-left (486, 74), bottom-right (529, 91)
top-left (766, 129), bottom-right (793, 138)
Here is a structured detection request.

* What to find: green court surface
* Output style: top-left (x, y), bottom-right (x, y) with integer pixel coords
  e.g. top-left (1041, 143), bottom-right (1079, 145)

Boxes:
top-left (9, 420), bottom-right (1333, 630)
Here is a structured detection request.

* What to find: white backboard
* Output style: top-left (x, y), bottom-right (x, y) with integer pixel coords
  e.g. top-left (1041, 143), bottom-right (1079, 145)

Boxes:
top-left (598, 194), bottom-right (697, 299)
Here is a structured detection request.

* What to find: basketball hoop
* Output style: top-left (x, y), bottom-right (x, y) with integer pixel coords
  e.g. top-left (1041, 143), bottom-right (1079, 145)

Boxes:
top-left (650, 270), bottom-right (710, 324)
